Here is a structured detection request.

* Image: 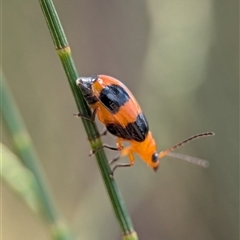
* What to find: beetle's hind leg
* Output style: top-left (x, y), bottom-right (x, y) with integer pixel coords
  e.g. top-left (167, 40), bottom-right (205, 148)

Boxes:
top-left (109, 154), bottom-right (121, 165)
top-left (109, 147), bottom-right (135, 178)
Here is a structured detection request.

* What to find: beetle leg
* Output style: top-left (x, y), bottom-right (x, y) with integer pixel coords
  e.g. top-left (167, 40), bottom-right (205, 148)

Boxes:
top-left (109, 155), bottom-right (120, 165)
top-left (89, 140), bottom-right (123, 156)
top-left (108, 145), bottom-right (130, 165)
top-left (74, 107), bottom-right (99, 122)
top-left (89, 138), bottom-right (124, 155)
top-left (110, 150), bottom-right (135, 178)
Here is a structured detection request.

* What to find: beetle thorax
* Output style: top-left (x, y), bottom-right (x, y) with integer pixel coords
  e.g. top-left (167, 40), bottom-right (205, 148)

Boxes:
top-left (131, 131), bottom-right (159, 169)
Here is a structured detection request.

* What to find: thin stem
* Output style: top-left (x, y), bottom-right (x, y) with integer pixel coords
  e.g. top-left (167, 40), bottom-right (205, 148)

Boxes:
top-left (38, 0), bottom-right (137, 238)
top-left (0, 73), bottom-right (72, 240)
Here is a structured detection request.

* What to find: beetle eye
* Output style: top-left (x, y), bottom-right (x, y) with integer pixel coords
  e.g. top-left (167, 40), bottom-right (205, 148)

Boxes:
top-left (152, 152), bottom-right (158, 163)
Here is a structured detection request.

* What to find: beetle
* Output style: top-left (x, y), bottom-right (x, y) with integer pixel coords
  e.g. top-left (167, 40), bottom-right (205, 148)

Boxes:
top-left (75, 75), bottom-right (214, 175)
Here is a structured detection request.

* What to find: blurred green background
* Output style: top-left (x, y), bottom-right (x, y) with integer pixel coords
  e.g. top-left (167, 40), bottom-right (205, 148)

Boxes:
top-left (2, 1), bottom-right (238, 240)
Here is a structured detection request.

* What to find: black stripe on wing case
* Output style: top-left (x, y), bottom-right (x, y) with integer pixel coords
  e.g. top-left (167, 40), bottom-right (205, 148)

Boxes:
top-left (106, 113), bottom-right (149, 142)
top-left (99, 84), bottom-right (130, 114)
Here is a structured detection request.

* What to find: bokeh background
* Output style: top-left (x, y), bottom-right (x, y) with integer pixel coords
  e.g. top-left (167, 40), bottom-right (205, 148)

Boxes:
top-left (2, 1), bottom-right (239, 240)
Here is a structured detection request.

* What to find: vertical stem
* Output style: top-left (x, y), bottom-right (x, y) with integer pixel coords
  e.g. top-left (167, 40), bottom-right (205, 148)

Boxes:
top-left (38, 0), bottom-right (138, 238)
top-left (0, 73), bottom-right (72, 239)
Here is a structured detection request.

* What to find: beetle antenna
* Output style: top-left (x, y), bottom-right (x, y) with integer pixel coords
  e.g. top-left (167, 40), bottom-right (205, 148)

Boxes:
top-left (166, 152), bottom-right (210, 167)
top-left (158, 132), bottom-right (214, 166)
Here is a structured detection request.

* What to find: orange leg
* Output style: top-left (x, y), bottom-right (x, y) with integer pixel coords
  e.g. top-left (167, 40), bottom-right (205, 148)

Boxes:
top-left (89, 138), bottom-right (135, 177)
top-left (109, 144), bottom-right (135, 177)
top-left (90, 137), bottom-right (124, 156)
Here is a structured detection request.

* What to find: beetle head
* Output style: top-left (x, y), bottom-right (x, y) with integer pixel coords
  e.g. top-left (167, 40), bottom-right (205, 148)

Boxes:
top-left (76, 76), bottom-right (99, 105)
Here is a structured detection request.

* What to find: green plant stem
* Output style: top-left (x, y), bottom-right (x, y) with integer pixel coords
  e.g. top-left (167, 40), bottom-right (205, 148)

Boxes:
top-left (0, 73), bottom-right (72, 240)
top-left (38, 0), bottom-right (138, 238)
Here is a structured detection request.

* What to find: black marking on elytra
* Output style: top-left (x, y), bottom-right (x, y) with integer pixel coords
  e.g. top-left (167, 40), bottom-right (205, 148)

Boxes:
top-left (99, 84), bottom-right (130, 114)
top-left (106, 124), bottom-right (129, 140)
top-left (106, 113), bottom-right (149, 142)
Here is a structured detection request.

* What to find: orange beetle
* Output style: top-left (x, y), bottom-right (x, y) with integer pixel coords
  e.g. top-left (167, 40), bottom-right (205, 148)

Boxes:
top-left (76, 75), bottom-right (214, 175)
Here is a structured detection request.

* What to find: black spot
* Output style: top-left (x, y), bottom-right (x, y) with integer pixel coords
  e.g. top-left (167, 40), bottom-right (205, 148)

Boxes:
top-left (125, 113), bottom-right (149, 141)
top-left (106, 124), bottom-right (129, 140)
top-left (99, 84), bottom-right (130, 114)
top-left (106, 113), bottom-right (149, 142)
